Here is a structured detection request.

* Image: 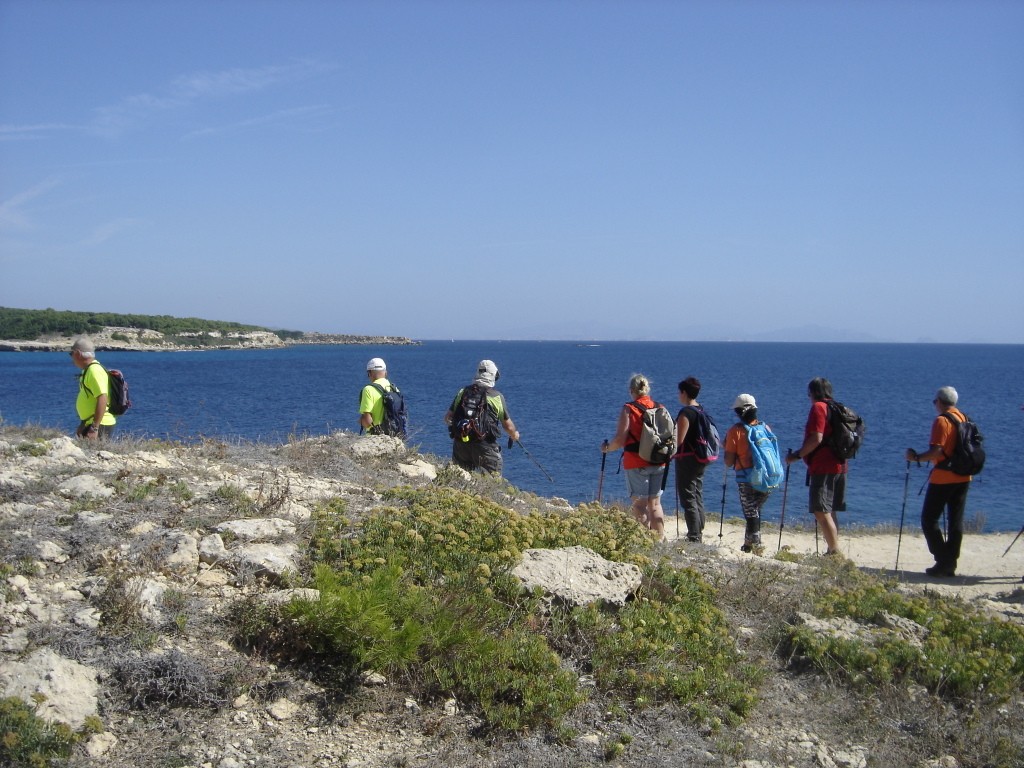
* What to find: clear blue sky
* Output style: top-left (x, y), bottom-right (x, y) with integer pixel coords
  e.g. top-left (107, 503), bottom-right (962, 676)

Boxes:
top-left (2, 1), bottom-right (1022, 343)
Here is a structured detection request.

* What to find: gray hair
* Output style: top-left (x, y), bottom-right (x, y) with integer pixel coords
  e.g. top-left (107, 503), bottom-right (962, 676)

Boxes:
top-left (935, 386), bottom-right (958, 406)
top-left (71, 336), bottom-right (96, 359)
top-left (628, 373), bottom-right (650, 397)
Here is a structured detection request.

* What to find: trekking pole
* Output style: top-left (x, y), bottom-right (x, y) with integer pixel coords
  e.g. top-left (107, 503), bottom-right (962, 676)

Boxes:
top-left (1003, 523), bottom-right (1024, 557)
top-left (675, 485), bottom-right (680, 539)
top-left (718, 460), bottom-right (727, 544)
top-left (814, 519), bottom-right (819, 555)
top-left (894, 460), bottom-right (911, 572)
top-left (777, 458), bottom-right (791, 553)
top-left (508, 437), bottom-right (554, 482)
top-left (597, 441), bottom-right (608, 502)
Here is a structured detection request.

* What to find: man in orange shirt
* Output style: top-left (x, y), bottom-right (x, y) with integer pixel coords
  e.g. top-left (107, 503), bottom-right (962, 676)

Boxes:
top-left (905, 386), bottom-right (973, 578)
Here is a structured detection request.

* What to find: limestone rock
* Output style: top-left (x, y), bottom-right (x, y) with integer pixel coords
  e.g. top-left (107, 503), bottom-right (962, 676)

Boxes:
top-left (216, 517), bottom-right (296, 541)
top-left (230, 543), bottom-right (298, 583)
top-left (0, 648), bottom-right (99, 729)
top-left (397, 458), bottom-right (437, 480)
top-left (58, 474), bottom-right (114, 499)
top-left (132, 529), bottom-right (199, 573)
top-left (267, 697), bottom-right (300, 721)
top-left (85, 731), bottom-right (119, 757)
top-left (350, 434), bottom-right (405, 458)
top-left (35, 539), bottom-right (69, 563)
top-left (46, 436), bottom-right (86, 461)
top-left (511, 546), bottom-right (642, 608)
top-left (199, 533), bottom-right (228, 564)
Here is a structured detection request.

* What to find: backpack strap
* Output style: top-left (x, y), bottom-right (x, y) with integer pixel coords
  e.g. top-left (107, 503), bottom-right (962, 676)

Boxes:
top-left (622, 400), bottom-right (646, 452)
top-left (79, 361), bottom-right (102, 397)
top-left (938, 411), bottom-right (965, 461)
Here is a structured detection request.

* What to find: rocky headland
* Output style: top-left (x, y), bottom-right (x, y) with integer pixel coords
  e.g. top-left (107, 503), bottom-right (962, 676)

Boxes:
top-left (0, 425), bottom-right (1021, 767)
top-left (0, 328), bottom-right (419, 352)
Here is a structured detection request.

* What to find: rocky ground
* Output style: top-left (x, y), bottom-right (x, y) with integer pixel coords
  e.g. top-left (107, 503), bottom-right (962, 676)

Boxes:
top-left (0, 425), bottom-right (1021, 768)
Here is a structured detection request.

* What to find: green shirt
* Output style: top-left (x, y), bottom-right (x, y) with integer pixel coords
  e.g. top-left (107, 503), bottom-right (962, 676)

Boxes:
top-left (359, 378), bottom-right (392, 428)
top-left (77, 362), bottom-right (117, 425)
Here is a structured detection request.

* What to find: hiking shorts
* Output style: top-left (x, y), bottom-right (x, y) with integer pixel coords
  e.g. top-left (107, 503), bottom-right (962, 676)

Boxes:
top-left (452, 439), bottom-right (502, 474)
top-left (809, 472), bottom-right (846, 514)
top-left (626, 465), bottom-right (666, 499)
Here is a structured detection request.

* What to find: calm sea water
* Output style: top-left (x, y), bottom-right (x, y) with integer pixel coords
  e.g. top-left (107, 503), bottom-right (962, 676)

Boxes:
top-left (2, 341), bottom-right (1022, 532)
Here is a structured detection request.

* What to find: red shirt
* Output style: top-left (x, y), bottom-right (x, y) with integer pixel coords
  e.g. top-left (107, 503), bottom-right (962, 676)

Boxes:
top-left (624, 396), bottom-right (657, 470)
top-left (803, 400), bottom-right (846, 475)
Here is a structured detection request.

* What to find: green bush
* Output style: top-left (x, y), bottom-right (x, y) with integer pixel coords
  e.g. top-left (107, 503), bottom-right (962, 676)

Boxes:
top-left (239, 487), bottom-right (758, 733)
top-left (787, 560), bottom-right (1024, 701)
top-left (0, 696), bottom-right (78, 767)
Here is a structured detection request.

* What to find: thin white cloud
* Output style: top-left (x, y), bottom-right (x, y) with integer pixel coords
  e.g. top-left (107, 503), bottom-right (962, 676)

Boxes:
top-left (0, 178), bottom-right (63, 230)
top-left (89, 58), bottom-right (335, 139)
top-left (183, 104), bottom-right (336, 139)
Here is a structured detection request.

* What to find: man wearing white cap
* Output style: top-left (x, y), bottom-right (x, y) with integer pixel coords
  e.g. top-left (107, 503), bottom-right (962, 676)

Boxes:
top-left (444, 359), bottom-right (519, 473)
top-left (359, 358), bottom-right (395, 435)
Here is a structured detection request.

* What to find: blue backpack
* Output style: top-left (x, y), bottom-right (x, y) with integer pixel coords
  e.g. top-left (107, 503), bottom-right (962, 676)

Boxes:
top-left (741, 423), bottom-right (784, 492)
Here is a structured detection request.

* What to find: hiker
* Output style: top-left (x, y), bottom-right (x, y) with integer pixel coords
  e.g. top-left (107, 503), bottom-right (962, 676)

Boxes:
top-left (904, 386), bottom-right (973, 578)
top-left (601, 374), bottom-right (669, 538)
top-left (69, 335), bottom-right (116, 440)
top-left (444, 360), bottom-right (519, 473)
top-left (723, 394), bottom-right (772, 552)
top-left (786, 377), bottom-right (846, 556)
top-left (359, 357), bottom-right (397, 435)
top-left (675, 376), bottom-right (713, 542)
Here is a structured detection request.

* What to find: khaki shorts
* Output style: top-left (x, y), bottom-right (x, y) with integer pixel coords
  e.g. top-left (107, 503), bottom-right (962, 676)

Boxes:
top-left (626, 465), bottom-right (666, 499)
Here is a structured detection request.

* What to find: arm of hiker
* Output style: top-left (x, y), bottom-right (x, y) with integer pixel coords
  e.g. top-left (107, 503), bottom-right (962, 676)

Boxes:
top-left (444, 409), bottom-right (454, 427)
top-left (906, 444), bottom-right (944, 463)
top-left (358, 385), bottom-right (375, 429)
top-left (87, 394), bottom-right (108, 439)
top-left (787, 432), bottom-right (823, 464)
top-left (501, 416), bottom-right (519, 442)
top-left (603, 407), bottom-right (631, 452)
top-left (676, 413), bottom-right (690, 450)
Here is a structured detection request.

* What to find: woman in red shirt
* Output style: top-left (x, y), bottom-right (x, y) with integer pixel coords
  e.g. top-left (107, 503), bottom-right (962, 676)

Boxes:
top-left (601, 374), bottom-right (668, 538)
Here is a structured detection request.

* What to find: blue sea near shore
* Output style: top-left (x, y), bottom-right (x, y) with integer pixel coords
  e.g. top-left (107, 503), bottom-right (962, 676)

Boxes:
top-left (2, 341), bottom-right (1022, 532)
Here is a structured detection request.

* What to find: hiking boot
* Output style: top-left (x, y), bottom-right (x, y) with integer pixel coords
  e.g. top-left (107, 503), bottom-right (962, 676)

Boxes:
top-left (741, 535), bottom-right (761, 554)
top-left (925, 564), bottom-right (956, 578)
top-left (686, 534), bottom-right (702, 543)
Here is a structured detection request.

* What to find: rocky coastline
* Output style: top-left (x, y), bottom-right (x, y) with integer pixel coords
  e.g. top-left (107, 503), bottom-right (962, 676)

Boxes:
top-left (0, 327), bottom-right (419, 352)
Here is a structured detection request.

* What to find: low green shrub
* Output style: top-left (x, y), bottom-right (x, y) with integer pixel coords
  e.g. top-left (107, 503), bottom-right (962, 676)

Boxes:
top-left (0, 696), bottom-right (78, 767)
top-left (239, 487), bottom-right (758, 733)
top-left (786, 559), bottom-right (1024, 701)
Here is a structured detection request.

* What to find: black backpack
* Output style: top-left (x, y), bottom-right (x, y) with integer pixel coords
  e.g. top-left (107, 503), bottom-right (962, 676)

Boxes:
top-left (84, 363), bottom-right (131, 416)
top-left (825, 400), bottom-right (864, 460)
top-left (938, 412), bottom-right (985, 476)
top-left (449, 383), bottom-right (500, 443)
top-left (369, 382), bottom-right (407, 439)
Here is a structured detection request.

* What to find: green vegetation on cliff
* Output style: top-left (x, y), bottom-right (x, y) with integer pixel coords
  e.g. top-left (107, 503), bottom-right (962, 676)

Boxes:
top-left (0, 306), bottom-right (279, 341)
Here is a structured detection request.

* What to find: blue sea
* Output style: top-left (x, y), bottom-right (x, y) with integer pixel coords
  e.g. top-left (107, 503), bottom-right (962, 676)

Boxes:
top-left (2, 341), bottom-right (1022, 532)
